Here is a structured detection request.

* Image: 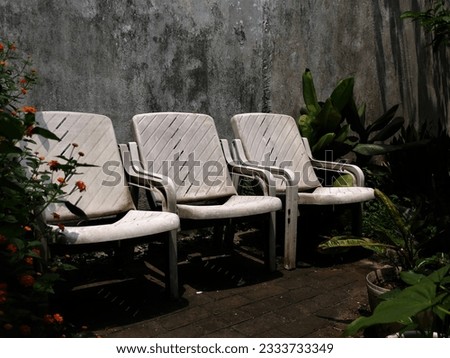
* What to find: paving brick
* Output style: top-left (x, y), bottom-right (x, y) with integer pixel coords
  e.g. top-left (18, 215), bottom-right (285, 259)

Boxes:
top-left (203, 294), bottom-right (252, 314)
top-left (240, 282), bottom-right (288, 300)
top-left (157, 306), bottom-right (211, 330)
top-left (214, 308), bottom-right (254, 325)
top-left (92, 258), bottom-right (372, 338)
top-left (233, 312), bottom-right (292, 337)
top-left (277, 315), bottom-right (331, 337)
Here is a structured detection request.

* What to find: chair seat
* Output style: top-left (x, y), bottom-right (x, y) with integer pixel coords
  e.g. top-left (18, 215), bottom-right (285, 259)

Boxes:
top-left (298, 187), bottom-right (375, 205)
top-left (177, 195), bottom-right (282, 220)
top-left (52, 210), bottom-right (180, 245)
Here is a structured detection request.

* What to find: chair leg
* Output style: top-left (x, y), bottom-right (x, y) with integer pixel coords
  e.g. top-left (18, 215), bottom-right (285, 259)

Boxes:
top-left (212, 222), bottom-right (225, 247)
top-left (166, 229), bottom-right (179, 300)
top-left (267, 211), bottom-right (277, 272)
top-left (351, 203), bottom-right (363, 236)
top-left (283, 188), bottom-right (299, 270)
top-left (223, 219), bottom-right (235, 250)
top-left (114, 241), bottom-right (134, 267)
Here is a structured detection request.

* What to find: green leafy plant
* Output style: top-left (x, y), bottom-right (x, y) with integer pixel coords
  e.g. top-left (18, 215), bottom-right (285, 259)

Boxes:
top-left (298, 69), bottom-right (404, 162)
top-left (0, 40), bottom-right (88, 337)
top-left (344, 264), bottom-right (450, 337)
top-left (402, 0), bottom-right (450, 51)
top-left (319, 189), bottom-right (440, 272)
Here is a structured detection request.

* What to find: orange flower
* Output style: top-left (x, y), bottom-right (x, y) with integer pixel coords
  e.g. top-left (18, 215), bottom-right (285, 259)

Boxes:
top-left (18, 274), bottom-right (35, 288)
top-left (75, 180), bottom-right (87, 192)
top-left (57, 177), bottom-right (65, 184)
top-left (21, 88), bottom-right (27, 95)
top-left (19, 77), bottom-right (27, 84)
top-left (48, 160), bottom-right (59, 171)
top-left (21, 106), bottom-right (36, 114)
top-left (25, 125), bottom-right (34, 137)
top-left (53, 212), bottom-right (61, 220)
top-left (57, 223), bottom-right (65, 232)
top-left (0, 61), bottom-right (6, 66)
top-left (24, 225), bottom-right (32, 232)
top-left (24, 257), bottom-right (33, 266)
top-left (43, 314), bottom-right (55, 325)
top-left (0, 43), bottom-right (3, 51)
top-left (53, 313), bottom-right (64, 324)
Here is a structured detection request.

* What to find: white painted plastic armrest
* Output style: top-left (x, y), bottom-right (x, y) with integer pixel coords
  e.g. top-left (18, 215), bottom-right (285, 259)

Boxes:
top-left (301, 137), bottom-right (365, 186)
top-left (221, 139), bottom-right (277, 196)
top-left (119, 143), bottom-right (177, 213)
top-left (231, 139), bottom-right (298, 188)
top-left (309, 158), bottom-right (365, 187)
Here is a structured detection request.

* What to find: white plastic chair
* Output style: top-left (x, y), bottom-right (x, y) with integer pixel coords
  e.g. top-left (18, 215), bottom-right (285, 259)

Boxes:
top-left (230, 113), bottom-right (375, 269)
top-left (30, 111), bottom-right (180, 298)
top-left (129, 112), bottom-right (282, 271)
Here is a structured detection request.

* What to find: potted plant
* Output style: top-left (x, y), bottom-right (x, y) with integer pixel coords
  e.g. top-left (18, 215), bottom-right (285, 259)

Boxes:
top-left (319, 189), bottom-right (446, 309)
top-left (344, 264), bottom-right (450, 337)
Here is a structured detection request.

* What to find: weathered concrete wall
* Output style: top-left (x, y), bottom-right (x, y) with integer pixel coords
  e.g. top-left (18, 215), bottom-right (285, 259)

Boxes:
top-left (1, 0), bottom-right (448, 142)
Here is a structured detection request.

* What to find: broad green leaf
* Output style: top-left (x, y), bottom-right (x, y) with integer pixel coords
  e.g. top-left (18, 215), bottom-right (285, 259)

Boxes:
top-left (374, 189), bottom-right (410, 239)
top-left (358, 103), bottom-right (366, 121)
top-left (298, 114), bottom-right (314, 140)
top-left (344, 278), bottom-right (438, 336)
top-left (343, 98), bottom-right (365, 138)
top-left (311, 132), bottom-right (335, 153)
top-left (32, 127), bottom-right (60, 141)
top-left (427, 264), bottom-right (450, 283)
top-left (334, 124), bottom-right (350, 143)
top-left (330, 77), bottom-right (354, 112)
top-left (319, 236), bottom-right (393, 252)
top-left (400, 271), bottom-right (426, 286)
top-left (332, 174), bottom-right (354, 187)
top-left (352, 143), bottom-right (403, 156)
top-left (302, 69), bottom-right (320, 115)
top-left (366, 104), bottom-right (400, 134)
top-left (369, 117), bottom-right (404, 143)
top-left (400, 11), bottom-right (421, 19)
top-left (60, 200), bottom-right (88, 220)
top-left (315, 99), bottom-right (342, 132)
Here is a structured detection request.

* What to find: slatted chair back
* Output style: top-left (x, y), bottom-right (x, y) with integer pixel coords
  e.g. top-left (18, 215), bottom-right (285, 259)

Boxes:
top-left (132, 112), bottom-right (237, 203)
top-left (231, 113), bottom-right (322, 192)
top-left (31, 111), bottom-right (135, 223)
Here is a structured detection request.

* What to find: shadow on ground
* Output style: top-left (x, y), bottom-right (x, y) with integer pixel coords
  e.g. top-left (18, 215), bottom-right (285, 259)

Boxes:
top-left (51, 230), bottom-right (285, 333)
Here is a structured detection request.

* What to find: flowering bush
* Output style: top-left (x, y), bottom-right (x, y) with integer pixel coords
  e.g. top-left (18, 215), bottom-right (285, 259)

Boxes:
top-left (0, 40), bottom-right (87, 337)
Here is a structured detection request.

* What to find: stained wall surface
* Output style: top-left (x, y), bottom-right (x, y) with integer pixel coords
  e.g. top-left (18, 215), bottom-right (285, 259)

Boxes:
top-left (1, 0), bottom-right (448, 142)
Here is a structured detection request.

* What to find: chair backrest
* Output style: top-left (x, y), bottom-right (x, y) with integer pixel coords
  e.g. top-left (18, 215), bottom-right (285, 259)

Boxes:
top-left (132, 112), bottom-right (237, 203)
top-left (30, 111), bottom-right (135, 223)
top-left (230, 113), bottom-right (321, 191)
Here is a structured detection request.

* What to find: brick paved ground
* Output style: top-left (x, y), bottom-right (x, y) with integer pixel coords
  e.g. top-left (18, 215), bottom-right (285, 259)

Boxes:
top-left (56, 228), bottom-right (382, 338)
top-left (63, 255), bottom-right (378, 338)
